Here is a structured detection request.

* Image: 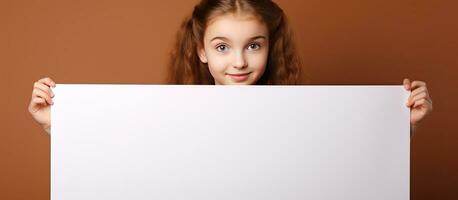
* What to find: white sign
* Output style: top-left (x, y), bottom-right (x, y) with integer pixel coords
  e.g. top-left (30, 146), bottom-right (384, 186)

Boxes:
top-left (51, 85), bottom-right (410, 200)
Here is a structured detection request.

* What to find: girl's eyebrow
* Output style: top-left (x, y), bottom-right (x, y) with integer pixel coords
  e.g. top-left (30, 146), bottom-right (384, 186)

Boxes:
top-left (210, 35), bottom-right (267, 42)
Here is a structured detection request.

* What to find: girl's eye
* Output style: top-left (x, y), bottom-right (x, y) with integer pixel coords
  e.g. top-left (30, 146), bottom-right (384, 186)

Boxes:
top-left (216, 44), bottom-right (229, 52)
top-left (247, 43), bottom-right (261, 51)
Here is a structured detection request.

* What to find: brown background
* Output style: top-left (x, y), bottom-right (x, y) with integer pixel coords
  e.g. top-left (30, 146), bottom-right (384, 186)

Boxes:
top-left (1, 0), bottom-right (457, 199)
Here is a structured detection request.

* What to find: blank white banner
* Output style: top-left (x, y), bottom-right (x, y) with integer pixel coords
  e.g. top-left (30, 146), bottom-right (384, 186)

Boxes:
top-left (51, 85), bottom-right (410, 200)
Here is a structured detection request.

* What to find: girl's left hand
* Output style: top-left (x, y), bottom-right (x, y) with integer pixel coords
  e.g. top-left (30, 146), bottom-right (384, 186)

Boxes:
top-left (403, 78), bottom-right (433, 131)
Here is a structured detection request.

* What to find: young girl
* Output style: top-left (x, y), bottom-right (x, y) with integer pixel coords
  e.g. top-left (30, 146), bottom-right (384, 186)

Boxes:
top-left (28, 0), bottom-right (433, 134)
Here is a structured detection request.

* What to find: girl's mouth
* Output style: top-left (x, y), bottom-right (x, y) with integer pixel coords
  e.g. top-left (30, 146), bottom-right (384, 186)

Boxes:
top-left (227, 72), bottom-right (252, 82)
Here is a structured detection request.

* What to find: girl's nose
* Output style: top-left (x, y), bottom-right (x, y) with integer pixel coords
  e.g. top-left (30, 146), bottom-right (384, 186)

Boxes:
top-left (232, 52), bottom-right (248, 69)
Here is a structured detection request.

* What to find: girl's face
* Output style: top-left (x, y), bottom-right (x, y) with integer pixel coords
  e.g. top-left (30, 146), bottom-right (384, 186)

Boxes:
top-left (198, 13), bottom-right (269, 85)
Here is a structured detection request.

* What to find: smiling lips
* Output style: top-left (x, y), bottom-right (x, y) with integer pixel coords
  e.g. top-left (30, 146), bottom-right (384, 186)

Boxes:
top-left (227, 72), bottom-right (251, 82)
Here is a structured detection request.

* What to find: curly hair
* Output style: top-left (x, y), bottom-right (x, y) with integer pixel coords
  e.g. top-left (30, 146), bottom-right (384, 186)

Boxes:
top-left (167, 0), bottom-right (305, 85)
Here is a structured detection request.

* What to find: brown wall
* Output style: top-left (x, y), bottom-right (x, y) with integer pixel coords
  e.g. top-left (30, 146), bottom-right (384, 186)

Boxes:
top-left (1, 0), bottom-right (456, 199)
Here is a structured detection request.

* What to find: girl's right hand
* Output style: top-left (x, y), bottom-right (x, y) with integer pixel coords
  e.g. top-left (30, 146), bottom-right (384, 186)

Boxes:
top-left (28, 77), bottom-right (56, 134)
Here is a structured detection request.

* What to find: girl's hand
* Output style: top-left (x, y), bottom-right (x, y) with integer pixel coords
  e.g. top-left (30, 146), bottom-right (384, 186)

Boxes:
top-left (403, 78), bottom-right (433, 132)
top-left (28, 77), bottom-right (56, 134)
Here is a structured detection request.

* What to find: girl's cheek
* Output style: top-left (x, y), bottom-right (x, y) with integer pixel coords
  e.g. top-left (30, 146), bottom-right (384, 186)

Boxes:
top-left (207, 65), bottom-right (227, 85)
top-left (208, 53), bottom-right (230, 72)
top-left (248, 53), bottom-right (267, 70)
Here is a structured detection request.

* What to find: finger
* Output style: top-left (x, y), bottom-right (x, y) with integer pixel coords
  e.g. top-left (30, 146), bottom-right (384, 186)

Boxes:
top-left (33, 88), bottom-right (53, 105)
top-left (410, 86), bottom-right (428, 98)
top-left (31, 97), bottom-right (47, 106)
top-left (410, 86), bottom-right (433, 104)
top-left (38, 77), bottom-right (56, 88)
top-left (410, 93), bottom-right (428, 102)
top-left (408, 93), bottom-right (427, 107)
top-left (413, 99), bottom-right (429, 108)
top-left (410, 81), bottom-right (426, 90)
top-left (403, 78), bottom-right (411, 90)
top-left (28, 97), bottom-right (47, 113)
top-left (410, 86), bottom-right (433, 103)
top-left (409, 86), bottom-right (432, 103)
top-left (34, 82), bottom-right (54, 97)
top-left (426, 93), bottom-right (433, 104)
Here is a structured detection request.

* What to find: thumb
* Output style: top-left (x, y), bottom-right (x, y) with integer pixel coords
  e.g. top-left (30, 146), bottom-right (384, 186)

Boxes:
top-left (403, 78), bottom-right (411, 90)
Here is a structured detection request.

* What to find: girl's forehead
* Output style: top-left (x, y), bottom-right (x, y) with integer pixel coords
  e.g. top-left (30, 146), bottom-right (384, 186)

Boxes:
top-left (204, 13), bottom-right (268, 41)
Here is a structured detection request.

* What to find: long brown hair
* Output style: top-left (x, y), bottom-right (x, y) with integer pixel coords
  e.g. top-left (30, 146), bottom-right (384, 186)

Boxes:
top-left (167, 0), bottom-right (305, 85)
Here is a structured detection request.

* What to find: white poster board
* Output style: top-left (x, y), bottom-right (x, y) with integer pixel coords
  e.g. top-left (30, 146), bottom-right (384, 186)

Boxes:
top-left (51, 85), bottom-right (410, 200)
